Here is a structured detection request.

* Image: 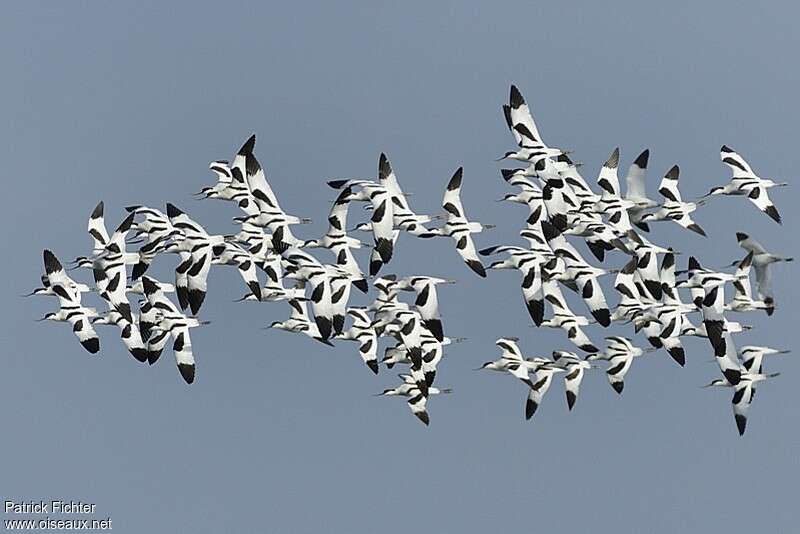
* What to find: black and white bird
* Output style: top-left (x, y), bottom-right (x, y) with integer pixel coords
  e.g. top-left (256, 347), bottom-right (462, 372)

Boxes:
top-left (165, 202), bottom-right (224, 315)
top-left (640, 165), bottom-right (706, 236)
top-left (91, 309), bottom-right (148, 362)
top-left (335, 307), bottom-right (379, 374)
top-left (376, 373), bottom-right (452, 426)
top-left (396, 276), bottom-right (454, 342)
top-left (38, 250), bottom-right (100, 354)
top-left (326, 179), bottom-right (395, 275)
top-left (421, 168), bottom-right (491, 277)
top-left (500, 85), bottom-right (568, 167)
top-left (704, 145), bottom-right (787, 224)
top-left (587, 337), bottom-right (649, 394)
top-left (552, 350), bottom-right (592, 411)
top-left (703, 370), bottom-right (781, 436)
top-left (140, 276), bottom-right (208, 384)
top-left (268, 297), bottom-right (334, 346)
top-left (125, 205), bottom-right (183, 280)
top-left (377, 153), bottom-right (437, 236)
top-left (90, 210), bottom-right (137, 324)
top-left (739, 345), bottom-right (791, 374)
top-left (524, 360), bottom-right (566, 420)
top-left (623, 149), bottom-right (657, 231)
top-left (732, 232), bottom-right (793, 315)
top-left (302, 186), bottom-right (368, 288)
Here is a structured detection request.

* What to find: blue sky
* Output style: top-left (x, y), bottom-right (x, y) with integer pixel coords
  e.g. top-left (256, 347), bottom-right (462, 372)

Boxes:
top-left (2, 1), bottom-right (799, 532)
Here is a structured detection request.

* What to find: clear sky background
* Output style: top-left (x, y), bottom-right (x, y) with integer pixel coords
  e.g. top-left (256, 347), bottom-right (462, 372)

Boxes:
top-left (2, 2), bottom-right (799, 532)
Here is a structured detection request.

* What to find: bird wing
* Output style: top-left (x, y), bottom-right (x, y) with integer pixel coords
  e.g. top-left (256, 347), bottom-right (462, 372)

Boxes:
top-left (442, 168), bottom-right (467, 222)
top-left (657, 165), bottom-right (683, 203)
top-left (508, 85), bottom-right (544, 145)
top-left (245, 151), bottom-right (284, 214)
top-left (624, 150), bottom-right (650, 201)
top-left (565, 322), bottom-right (597, 353)
top-left (325, 187), bottom-right (353, 238)
top-left (574, 273), bottom-right (610, 327)
top-left (525, 372), bottom-right (554, 419)
top-left (307, 272), bottom-right (334, 340)
top-left (635, 250), bottom-right (662, 300)
top-left (67, 310), bottom-right (100, 354)
top-left (87, 201), bottom-right (109, 252)
top-left (753, 261), bottom-right (773, 303)
top-left (186, 244), bottom-right (214, 315)
top-left (701, 284), bottom-right (727, 358)
top-left (450, 227), bottom-right (486, 278)
top-left (563, 364), bottom-right (585, 410)
top-left (43, 250), bottom-right (81, 307)
top-left (731, 380), bottom-right (754, 435)
top-left (597, 148), bottom-right (621, 197)
top-left (521, 264), bottom-right (544, 326)
top-left (495, 338), bottom-right (524, 361)
top-left (171, 326), bottom-right (195, 384)
top-left (406, 390), bottom-right (429, 425)
top-left (732, 252), bottom-right (754, 299)
top-left (720, 145), bottom-right (755, 179)
top-left (106, 212), bottom-right (135, 251)
top-left (746, 186), bottom-right (782, 224)
top-left (368, 188), bottom-right (395, 263)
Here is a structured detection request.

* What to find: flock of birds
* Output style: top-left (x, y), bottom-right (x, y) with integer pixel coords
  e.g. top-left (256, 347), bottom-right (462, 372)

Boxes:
top-left (31, 86), bottom-right (793, 434)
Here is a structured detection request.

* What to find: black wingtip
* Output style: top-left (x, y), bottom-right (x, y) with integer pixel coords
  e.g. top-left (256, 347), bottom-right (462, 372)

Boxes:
top-left (315, 316), bottom-right (332, 341)
top-left (509, 85), bottom-right (524, 108)
top-left (446, 168), bottom-right (463, 191)
top-left (327, 180), bottom-right (349, 190)
top-left (378, 153), bottom-right (391, 180)
top-left (415, 411), bottom-right (430, 426)
top-left (500, 168), bottom-right (517, 181)
top-left (238, 134), bottom-right (256, 155)
top-left (526, 299), bottom-right (544, 327)
top-left (130, 348), bottom-right (149, 363)
top-left (424, 319), bottom-right (444, 342)
top-left (90, 201), bottom-right (104, 219)
top-left (723, 369), bottom-right (741, 386)
top-left (665, 165), bottom-right (680, 180)
top-left (466, 259), bottom-right (486, 278)
top-left (539, 219), bottom-right (561, 242)
top-left (736, 232), bottom-right (748, 243)
top-left (166, 203), bottom-right (183, 219)
top-left (721, 145), bottom-right (734, 153)
top-left (566, 390), bottom-right (577, 411)
top-left (43, 249), bottom-right (63, 275)
top-left (764, 205), bottom-right (782, 224)
top-left (178, 363), bottom-right (195, 384)
top-left (369, 259), bottom-right (383, 277)
top-left (131, 261), bottom-right (149, 281)
top-left (633, 149), bottom-right (650, 168)
top-left (592, 309), bottom-right (611, 328)
top-left (147, 349), bottom-right (162, 365)
top-left (525, 398), bottom-right (537, 420)
top-left (353, 278), bottom-right (369, 294)
top-left (81, 337), bottom-right (100, 354)
top-left (374, 238), bottom-right (394, 263)
top-left (735, 414), bottom-right (747, 436)
top-left (188, 289), bottom-right (206, 315)
top-left (688, 223), bottom-right (707, 237)
top-left (688, 256), bottom-right (701, 271)
top-left (176, 285), bottom-right (190, 310)
top-left (668, 347), bottom-right (686, 367)
top-left (611, 381), bottom-right (624, 395)
top-left (115, 212), bottom-right (136, 234)
top-left (366, 360), bottom-right (379, 375)
top-left (604, 147), bottom-right (620, 169)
